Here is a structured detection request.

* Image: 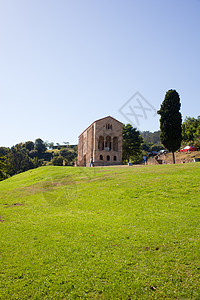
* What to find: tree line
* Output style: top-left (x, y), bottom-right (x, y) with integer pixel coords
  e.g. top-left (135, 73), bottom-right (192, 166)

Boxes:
top-left (0, 139), bottom-right (77, 181)
top-left (0, 89), bottom-right (199, 180)
top-left (140, 116), bottom-right (200, 150)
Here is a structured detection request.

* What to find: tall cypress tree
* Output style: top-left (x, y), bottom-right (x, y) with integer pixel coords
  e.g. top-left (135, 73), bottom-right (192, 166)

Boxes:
top-left (157, 90), bottom-right (182, 164)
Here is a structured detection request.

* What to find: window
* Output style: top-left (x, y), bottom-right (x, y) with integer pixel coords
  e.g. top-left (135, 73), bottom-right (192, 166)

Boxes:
top-left (106, 124), bottom-right (112, 130)
top-left (98, 136), bottom-right (104, 150)
top-left (113, 137), bottom-right (118, 151)
top-left (105, 136), bottom-right (111, 150)
top-left (100, 155), bottom-right (103, 160)
top-left (113, 156), bottom-right (117, 161)
top-left (107, 155), bottom-right (110, 161)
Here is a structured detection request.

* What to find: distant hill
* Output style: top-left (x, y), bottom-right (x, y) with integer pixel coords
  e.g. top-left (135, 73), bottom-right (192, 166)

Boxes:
top-left (140, 130), bottom-right (161, 144)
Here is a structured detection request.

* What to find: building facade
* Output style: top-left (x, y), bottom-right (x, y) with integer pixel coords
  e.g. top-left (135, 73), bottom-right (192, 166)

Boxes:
top-left (78, 116), bottom-right (123, 166)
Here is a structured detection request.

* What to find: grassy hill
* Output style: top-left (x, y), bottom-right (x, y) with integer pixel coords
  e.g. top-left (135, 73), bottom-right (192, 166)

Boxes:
top-left (0, 164), bottom-right (199, 299)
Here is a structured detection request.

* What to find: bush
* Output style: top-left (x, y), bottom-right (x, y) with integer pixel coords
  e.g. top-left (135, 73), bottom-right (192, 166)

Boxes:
top-left (51, 156), bottom-right (64, 166)
top-left (29, 150), bottom-right (39, 158)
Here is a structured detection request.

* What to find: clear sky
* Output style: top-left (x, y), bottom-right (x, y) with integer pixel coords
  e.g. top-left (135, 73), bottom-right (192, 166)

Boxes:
top-left (1, 0), bottom-right (200, 147)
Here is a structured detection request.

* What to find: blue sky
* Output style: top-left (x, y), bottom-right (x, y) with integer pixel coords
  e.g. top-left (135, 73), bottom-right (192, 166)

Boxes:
top-left (1, 0), bottom-right (200, 147)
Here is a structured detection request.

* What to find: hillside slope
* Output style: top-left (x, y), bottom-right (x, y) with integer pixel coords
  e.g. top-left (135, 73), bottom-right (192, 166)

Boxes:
top-left (148, 150), bottom-right (200, 165)
top-left (0, 165), bottom-right (200, 299)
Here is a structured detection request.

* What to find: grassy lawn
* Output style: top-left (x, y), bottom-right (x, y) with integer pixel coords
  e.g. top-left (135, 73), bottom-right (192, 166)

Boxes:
top-left (0, 164), bottom-right (199, 299)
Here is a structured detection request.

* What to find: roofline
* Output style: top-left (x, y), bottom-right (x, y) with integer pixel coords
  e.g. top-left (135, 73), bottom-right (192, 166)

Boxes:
top-left (78, 116), bottom-right (123, 138)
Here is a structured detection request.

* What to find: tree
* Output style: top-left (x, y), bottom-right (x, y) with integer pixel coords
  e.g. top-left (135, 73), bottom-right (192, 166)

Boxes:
top-left (25, 141), bottom-right (34, 151)
top-left (35, 138), bottom-right (47, 154)
top-left (48, 142), bottom-right (55, 149)
top-left (0, 155), bottom-right (8, 181)
top-left (51, 156), bottom-right (64, 166)
top-left (122, 124), bottom-right (143, 163)
top-left (60, 148), bottom-right (77, 164)
top-left (29, 150), bottom-right (39, 158)
top-left (157, 90), bottom-right (182, 164)
top-left (0, 147), bottom-right (9, 156)
top-left (182, 117), bottom-right (200, 143)
top-left (7, 146), bottom-right (34, 176)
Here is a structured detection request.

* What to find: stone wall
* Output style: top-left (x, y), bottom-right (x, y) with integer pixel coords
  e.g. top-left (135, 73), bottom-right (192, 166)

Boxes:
top-left (78, 116), bottom-right (123, 167)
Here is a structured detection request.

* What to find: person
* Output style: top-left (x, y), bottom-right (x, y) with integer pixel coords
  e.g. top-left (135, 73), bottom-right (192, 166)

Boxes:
top-left (143, 156), bottom-right (146, 164)
top-left (90, 157), bottom-right (94, 167)
top-left (145, 156), bottom-right (148, 165)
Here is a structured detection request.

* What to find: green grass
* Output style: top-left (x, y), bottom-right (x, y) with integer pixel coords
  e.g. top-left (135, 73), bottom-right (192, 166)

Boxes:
top-left (0, 164), bottom-right (200, 299)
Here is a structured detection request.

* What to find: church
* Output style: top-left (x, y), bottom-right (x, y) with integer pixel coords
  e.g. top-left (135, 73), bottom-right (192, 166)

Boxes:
top-left (78, 116), bottom-right (123, 167)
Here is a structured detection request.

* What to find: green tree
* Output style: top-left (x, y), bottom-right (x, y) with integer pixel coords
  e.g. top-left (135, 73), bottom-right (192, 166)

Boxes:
top-left (194, 124), bottom-right (200, 139)
top-left (141, 143), bottom-right (151, 152)
top-left (7, 146), bottom-right (34, 176)
top-left (194, 125), bottom-right (200, 148)
top-left (122, 124), bottom-right (143, 163)
top-left (35, 138), bottom-right (47, 154)
top-left (48, 142), bottom-right (55, 149)
top-left (25, 141), bottom-right (34, 151)
top-left (0, 147), bottom-right (9, 156)
top-left (157, 90), bottom-right (182, 164)
top-left (0, 155), bottom-right (8, 181)
top-left (60, 148), bottom-right (77, 165)
top-left (182, 116), bottom-right (200, 144)
top-left (51, 156), bottom-right (64, 166)
top-left (29, 150), bottom-right (39, 158)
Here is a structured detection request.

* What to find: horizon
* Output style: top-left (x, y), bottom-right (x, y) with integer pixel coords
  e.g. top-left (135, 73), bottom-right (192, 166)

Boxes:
top-left (1, 0), bottom-right (199, 147)
top-left (1, 126), bottom-right (161, 148)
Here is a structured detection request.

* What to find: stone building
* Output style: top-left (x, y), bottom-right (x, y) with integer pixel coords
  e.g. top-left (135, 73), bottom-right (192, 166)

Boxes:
top-left (78, 116), bottom-right (123, 167)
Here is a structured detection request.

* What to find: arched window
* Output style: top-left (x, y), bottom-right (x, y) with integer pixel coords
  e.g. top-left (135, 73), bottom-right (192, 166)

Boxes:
top-left (105, 136), bottom-right (111, 150)
top-left (106, 124), bottom-right (112, 130)
top-left (113, 155), bottom-right (117, 161)
top-left (113, 137), bottom-right (118, 151)
top-left (107, 155), bottom-right (110, 161)
top-left (98, 136), bottom-right (104, 150)
top-left (100, 155), bottom-right (103, 160)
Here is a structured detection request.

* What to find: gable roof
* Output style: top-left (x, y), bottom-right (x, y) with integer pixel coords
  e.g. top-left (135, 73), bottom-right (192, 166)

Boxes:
top-left (78, 116), bottom-right (123, 138)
